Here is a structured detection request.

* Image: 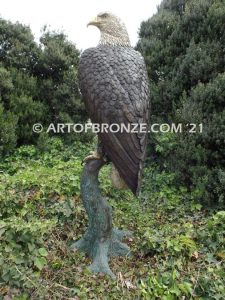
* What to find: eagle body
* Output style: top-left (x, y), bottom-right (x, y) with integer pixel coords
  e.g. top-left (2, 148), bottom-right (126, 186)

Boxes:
top-left (78, 45), bottom-right (149, 195)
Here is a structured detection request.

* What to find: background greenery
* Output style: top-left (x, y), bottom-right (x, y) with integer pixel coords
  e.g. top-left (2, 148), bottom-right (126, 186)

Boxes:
top-left (0, 0), bottom-right (224, 299)
top-left (136, 0), bottom-right (225, 206)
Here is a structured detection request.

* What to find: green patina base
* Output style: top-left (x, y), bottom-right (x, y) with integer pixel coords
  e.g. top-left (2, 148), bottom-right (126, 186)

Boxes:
top-left (70, 158), bottom-right (132, 279)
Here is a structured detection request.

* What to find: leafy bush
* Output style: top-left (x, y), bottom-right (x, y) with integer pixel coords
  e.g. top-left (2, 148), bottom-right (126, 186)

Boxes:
top-left (0, 141), bottom-right (89, 289)
top-left (140, 269), bottom-right (193, 300)
top-left (137, 0), bottom-right (225, 205)
top-left (0, 104), bottom-right (18, 157)
top-left (0, 217), bottom-right (55, 288)
top-left (0, 18), bottom-right (87, 154)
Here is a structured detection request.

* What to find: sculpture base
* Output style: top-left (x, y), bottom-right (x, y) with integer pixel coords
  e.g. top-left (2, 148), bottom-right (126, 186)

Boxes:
top-left (70, 158), bottom-right (132, 279)
top-left (71, 228), bottom-right (132, 279)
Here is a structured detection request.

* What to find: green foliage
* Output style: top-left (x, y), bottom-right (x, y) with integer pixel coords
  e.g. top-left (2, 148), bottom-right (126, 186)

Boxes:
top-left (0, 18), bottom-right (87, 154)
top-left (0, 142), bottom-right (224, 299)
top-left (0, 103), bottom-right (18, 157)
top-left (0, 217), bottom-right (55, 287)
top-left (137, 0), bottom-right (225, 205)
top-left (0, 19), bottom-right (39, 71)
top-left (0, 140), bottom-right (89, 290)
top-left (0, 65), bottom-right (13, 94)
top-left (171, 74), bottom-right (225, 205)
top-left (35, 29), bottom-right (86, 128)
top-left (140, 269), bottom-right (193, 300)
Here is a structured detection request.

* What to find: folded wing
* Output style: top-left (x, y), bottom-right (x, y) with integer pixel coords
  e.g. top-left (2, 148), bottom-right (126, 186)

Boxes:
top-left (78, 46), bottom-right (150, 195)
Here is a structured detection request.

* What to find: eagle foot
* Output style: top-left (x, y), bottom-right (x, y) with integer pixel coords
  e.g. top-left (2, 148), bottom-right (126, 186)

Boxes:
top-left (82, 150), bottom-right (102, 164)
top-left (82, 150), bottom-right (108, 165)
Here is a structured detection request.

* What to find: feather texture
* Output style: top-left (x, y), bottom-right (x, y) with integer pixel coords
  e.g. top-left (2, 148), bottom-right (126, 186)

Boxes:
top-left (78, 45), bottom-right (150, 195)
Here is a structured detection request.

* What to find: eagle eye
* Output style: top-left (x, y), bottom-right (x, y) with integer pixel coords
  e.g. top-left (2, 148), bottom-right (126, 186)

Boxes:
top-left (100, 13), bottom-right (108, 18)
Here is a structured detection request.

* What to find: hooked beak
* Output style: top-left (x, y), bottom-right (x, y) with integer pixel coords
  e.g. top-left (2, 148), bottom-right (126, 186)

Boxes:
top-left (87, 16), bottom-right (100, 27)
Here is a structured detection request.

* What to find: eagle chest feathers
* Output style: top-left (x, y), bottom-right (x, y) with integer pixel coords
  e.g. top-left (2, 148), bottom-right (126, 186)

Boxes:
top-left (78, 45), bottom-right (150, 195)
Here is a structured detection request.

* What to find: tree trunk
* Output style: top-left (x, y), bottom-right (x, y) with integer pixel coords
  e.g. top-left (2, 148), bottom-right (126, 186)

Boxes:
top-left (70, 158), bottom-right (132, 279)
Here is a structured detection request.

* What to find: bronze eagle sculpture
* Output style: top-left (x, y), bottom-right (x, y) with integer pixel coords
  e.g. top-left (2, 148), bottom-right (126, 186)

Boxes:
top-left (71, 12), bottom-right (150, 278)
top-left (78, 12), bottom-right (150, 195)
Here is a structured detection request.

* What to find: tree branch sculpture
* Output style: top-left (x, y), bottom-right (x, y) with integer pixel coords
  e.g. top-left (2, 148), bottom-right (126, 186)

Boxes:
top-left (70, 158), bottom-right (132, 279)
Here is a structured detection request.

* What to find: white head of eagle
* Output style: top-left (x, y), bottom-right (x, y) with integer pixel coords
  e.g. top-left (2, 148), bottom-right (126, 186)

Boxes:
top-left (87, 12), bottom-right (131, 47)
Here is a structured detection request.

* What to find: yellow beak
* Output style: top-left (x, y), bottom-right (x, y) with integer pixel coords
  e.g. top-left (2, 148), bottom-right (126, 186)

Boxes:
top-left (87, 16), bottom-right (99, 27)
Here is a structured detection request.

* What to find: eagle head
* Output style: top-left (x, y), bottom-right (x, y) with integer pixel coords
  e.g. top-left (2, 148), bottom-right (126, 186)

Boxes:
top-left (87, 12), bottom-right (131, 47)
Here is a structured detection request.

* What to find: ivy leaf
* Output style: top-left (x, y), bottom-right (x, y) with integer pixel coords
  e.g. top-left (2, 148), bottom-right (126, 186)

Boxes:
top-left (34, 257), bottom-right (47, 270)
top-left (38, 247), bottom-right (48, 257)
top-left (0, 228), bottom-right (6, 236)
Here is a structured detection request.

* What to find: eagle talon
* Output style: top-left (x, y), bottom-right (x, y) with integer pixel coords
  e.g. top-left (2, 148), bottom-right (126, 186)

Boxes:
top-left (82, 150), bottom-right (102, 165)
